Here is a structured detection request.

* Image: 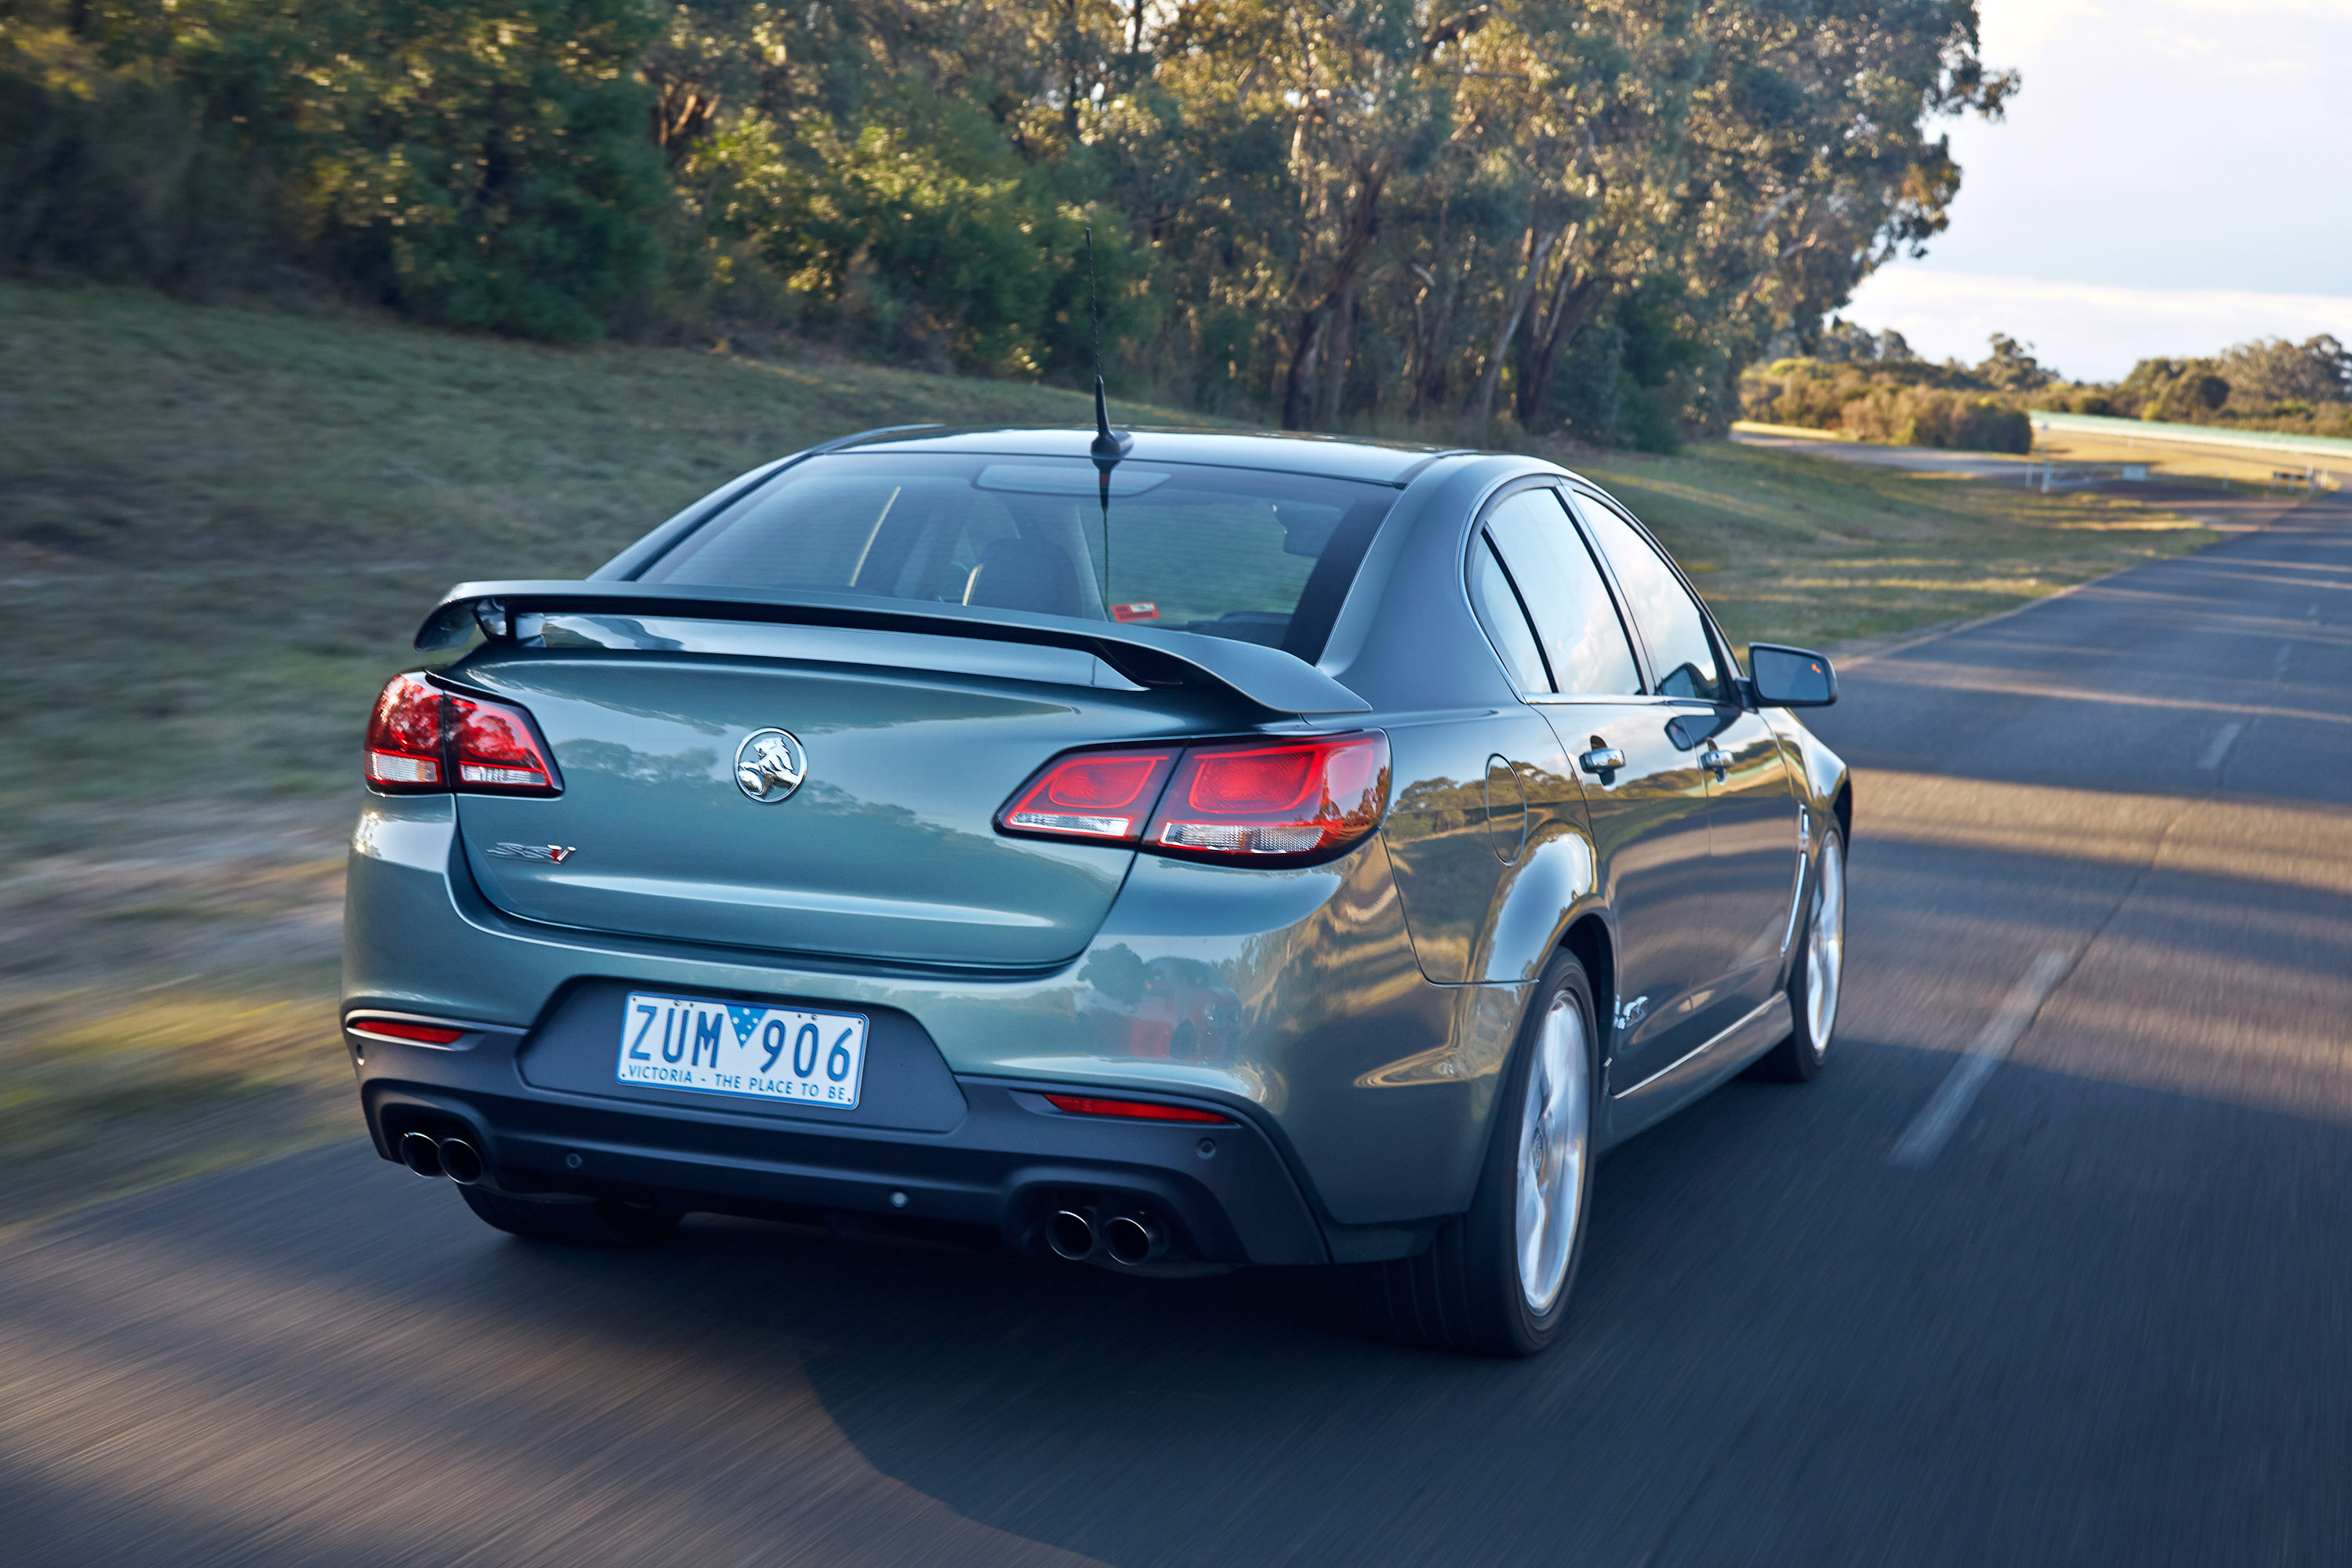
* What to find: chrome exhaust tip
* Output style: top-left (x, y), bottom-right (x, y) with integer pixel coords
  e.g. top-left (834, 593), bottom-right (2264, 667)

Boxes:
top-left (1046, 1207), bottom-right (1097, 1261)
top-left (399, 1131), bottom-right (445, 1178)
top-left (437, 1136), bottom-right (485, 1186)
top-left (1104, 1212), bottom-right (1167, 1268)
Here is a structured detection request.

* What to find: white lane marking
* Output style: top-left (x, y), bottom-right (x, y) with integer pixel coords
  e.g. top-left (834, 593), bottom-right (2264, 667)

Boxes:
top-left (2198, 722), bottom-right (2243, 771)
top-left (1890, 949), bottom-right (2074, 1168)
top-left (2274, 642), bottom-right (2292, 683)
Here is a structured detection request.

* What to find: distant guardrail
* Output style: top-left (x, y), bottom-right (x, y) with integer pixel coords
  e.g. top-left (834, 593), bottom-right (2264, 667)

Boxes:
top-left (2029, 410), bottom-right (2352, 467)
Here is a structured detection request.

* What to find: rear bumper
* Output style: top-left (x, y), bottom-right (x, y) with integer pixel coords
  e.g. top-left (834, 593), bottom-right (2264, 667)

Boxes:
top-left (356, 1029), bottom-right (1327, 1265)
top-left (345, 793), bottom-right (1504, 1260)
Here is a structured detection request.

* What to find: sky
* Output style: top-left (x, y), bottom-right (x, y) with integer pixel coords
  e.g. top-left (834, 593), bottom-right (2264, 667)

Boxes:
top-left (1838, 0), bottom-right (2352, 382)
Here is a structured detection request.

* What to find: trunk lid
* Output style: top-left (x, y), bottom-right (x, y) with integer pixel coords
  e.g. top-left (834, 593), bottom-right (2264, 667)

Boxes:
top-left (449, 632), bottom-right (1228, 967)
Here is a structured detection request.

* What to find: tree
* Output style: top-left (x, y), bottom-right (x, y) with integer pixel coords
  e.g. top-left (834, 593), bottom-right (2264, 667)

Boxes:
top-left (1976, 333), bottom-right (2054, 390)
top-left (5, 0), bottom-right (2024, 424)
top-left (2220, 335), bottom-right (2352, 404)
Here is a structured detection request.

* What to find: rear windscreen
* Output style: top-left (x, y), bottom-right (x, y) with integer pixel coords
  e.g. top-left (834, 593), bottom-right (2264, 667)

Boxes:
top-left (637, 452), bottom-right (1397, 662)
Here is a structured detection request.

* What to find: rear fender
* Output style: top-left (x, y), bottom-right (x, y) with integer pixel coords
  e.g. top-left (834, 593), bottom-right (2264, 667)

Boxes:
top-left (1468, 815), bottom-right (1602, 987)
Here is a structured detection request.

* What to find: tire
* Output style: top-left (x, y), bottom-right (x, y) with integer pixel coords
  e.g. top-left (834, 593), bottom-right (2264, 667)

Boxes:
top-left (1350, 949), bottom-right (1599, 1357)
top-left (1754, 824), bottom-right (1846, 1083)
top-left (459, 1185), bottom-right (678, 1247)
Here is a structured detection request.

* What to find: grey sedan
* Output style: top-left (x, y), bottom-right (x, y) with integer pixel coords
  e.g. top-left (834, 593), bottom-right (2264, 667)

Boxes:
top-left (343, 423), bottom-right (1849, 1356)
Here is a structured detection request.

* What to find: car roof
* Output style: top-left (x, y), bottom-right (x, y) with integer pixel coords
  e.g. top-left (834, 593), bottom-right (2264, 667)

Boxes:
top-left (832, 425), bottom-right (1473, 487)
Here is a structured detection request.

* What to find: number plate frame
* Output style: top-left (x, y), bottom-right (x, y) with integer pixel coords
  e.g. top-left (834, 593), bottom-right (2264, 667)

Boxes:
top-left (616, 991), bottom-right (869, 1110)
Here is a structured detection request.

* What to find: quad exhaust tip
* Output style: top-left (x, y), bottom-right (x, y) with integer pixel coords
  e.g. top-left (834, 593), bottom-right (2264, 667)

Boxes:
top-left (1104, 1213), bottom-right (1168, 1268)
top-left (398, 1131), bottom-right (485, 1185)
top-left (1047, 1206), bottom-right (1172, 1266)
top-left (438, 1137), bottom-right (485, 1185)
top-left (1047, 1207), bottom-right (1096, 1261)
top-left (399, 1131), bottom-right (444, 1179)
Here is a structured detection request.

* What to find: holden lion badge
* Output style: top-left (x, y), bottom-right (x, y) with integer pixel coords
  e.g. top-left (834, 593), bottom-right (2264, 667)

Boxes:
top-left (735, 728), bottom-right (808, 803)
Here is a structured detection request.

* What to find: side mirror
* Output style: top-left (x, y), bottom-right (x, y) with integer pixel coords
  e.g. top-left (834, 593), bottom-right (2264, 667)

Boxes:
top-left (1748, 643), bottom-right (1837, 708)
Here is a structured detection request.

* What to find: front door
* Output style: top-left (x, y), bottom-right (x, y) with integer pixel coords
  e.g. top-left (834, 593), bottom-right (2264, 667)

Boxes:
top-left (1568, 488), bottom-right (1800, 1066)
top-left (1543, 702), bottom-right (1720, 1080)
top-left (1696, 706), bottom-right (1806, 1008)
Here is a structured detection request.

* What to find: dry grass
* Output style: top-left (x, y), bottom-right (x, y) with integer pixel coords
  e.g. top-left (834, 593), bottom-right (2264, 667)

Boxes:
top-left (1571, 441), bottom-right (2216, 651)
top-left (2027, 425), bottom-right (2347, 491)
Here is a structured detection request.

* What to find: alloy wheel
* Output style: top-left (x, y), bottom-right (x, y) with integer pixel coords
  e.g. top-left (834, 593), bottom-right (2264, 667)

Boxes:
top-left (1804, 833), bottom-right (1846, 1054)
top-left (1515, 995), bottom-right (1591, 1313)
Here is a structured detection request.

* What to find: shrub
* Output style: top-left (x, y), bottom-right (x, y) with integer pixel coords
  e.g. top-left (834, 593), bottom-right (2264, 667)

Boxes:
top-left (1839, 385), bottom-right (2029, 452)
top-left (0, 0), bottom-right (673, 343)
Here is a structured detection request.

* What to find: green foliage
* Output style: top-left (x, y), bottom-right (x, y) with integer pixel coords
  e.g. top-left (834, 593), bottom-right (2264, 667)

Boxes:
top-left (0, 17), bottom-right (277, 289)
top-left (2220, 336), bottom-right (2351, 405)
top-left (307, 0), bottom-right (672, 342)
top-left (1743, 328), bottom-right (2351, 449)
top-left (685, 92), bottom-right (1147, 376)
top-left (4, 0), bottom-right (2019, 437)
top-left (1976, 333), bottom-right (2054, 390)
top-left (1, 0), bottom-right (671, 341)
top-left (1838, 384), bottom-right (2031, 453)
top-left (2122, 358), bottom-right (2230, 423)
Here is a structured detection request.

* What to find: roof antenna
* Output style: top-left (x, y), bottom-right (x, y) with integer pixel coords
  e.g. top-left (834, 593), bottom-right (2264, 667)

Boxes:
top-left (1086, 227), bottom-right (1131, 462)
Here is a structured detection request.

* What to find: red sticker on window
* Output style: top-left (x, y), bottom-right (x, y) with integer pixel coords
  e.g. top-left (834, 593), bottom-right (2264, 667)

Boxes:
top-left (1111, 601), bottom-right (1160, 622)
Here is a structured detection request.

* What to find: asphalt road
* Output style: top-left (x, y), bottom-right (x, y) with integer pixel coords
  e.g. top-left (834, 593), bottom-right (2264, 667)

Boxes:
top-left (5, 488), bottom-right (2350, 1566)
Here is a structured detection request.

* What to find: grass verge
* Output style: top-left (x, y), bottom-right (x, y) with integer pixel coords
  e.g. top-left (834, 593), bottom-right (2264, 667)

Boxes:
top-left (1573, 441), bottom-right (2214, 651)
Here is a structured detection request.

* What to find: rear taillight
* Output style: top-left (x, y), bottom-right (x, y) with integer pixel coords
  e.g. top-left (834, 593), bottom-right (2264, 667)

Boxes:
top-left (365, 673), bottom-right (446, 789)
top-left (449, 697), bottom-right (556, 791)
top-left (1152, 734), bottom-right (1388, 861)
top-left (997, 748), bottom-right (1178, 842)
top-left (995, 732), bottom-right (1388, 866)
top-left (364, 672), bottom-right (560, 797)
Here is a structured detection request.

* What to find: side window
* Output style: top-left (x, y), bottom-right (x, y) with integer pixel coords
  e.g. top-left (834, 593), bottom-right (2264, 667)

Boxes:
top-left (1468, 535), bottom-right (1551, 692)
top-left (1572, 492), bottom-right (1729, 704)
top-left (1483, 489), bottom-right (1642, 695)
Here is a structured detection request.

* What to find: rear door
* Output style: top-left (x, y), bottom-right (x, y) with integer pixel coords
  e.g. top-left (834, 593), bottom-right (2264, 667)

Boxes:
top-left (1382, 491), bottom-right (1581, 983)
top-left (1478, 488), bottom-right (1722, 1083)
top-left (1570, 488), bottom-right (1804, 1028)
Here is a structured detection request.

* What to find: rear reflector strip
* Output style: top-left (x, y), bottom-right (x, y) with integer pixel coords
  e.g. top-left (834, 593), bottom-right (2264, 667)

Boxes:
top-left (1043, 1093), bottom-right (1231, 1123)
top-left (348, 1018), bottom-right (467, 1045)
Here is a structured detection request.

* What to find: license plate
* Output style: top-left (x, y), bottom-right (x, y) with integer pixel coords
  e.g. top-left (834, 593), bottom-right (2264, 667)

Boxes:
top-left (616, 992), bottom-right (869, 1109)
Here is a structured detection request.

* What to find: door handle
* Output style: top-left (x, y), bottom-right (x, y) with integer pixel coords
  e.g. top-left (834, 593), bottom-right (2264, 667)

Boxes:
top-left (1578, 746), bottom-right (1625, 776)
top-left (1700, 746), bottom-right (1730, 779)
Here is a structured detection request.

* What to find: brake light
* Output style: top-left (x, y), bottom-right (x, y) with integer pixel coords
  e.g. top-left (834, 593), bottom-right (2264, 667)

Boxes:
top-left (348, 1018), bottom-right (467, 1045)
top-left (1043, 1093), bottom-right (1231, 1123)
top-left (994, 732), bottom-right (1388, 866)
top-left (1149, 733), bottom-right (1388, 862)
top-left (365, 673), bottom-right (445, 788)
top-left (997, 748), bottom-right (1178, 842)
top-left (449, 697), bottom-right (556, 791)
top-left (363, 673), bottom-right (561, 796)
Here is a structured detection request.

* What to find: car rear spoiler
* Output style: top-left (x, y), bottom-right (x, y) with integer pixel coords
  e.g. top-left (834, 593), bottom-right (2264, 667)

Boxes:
top-left (413, 581), bottom-right (1373, 716)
